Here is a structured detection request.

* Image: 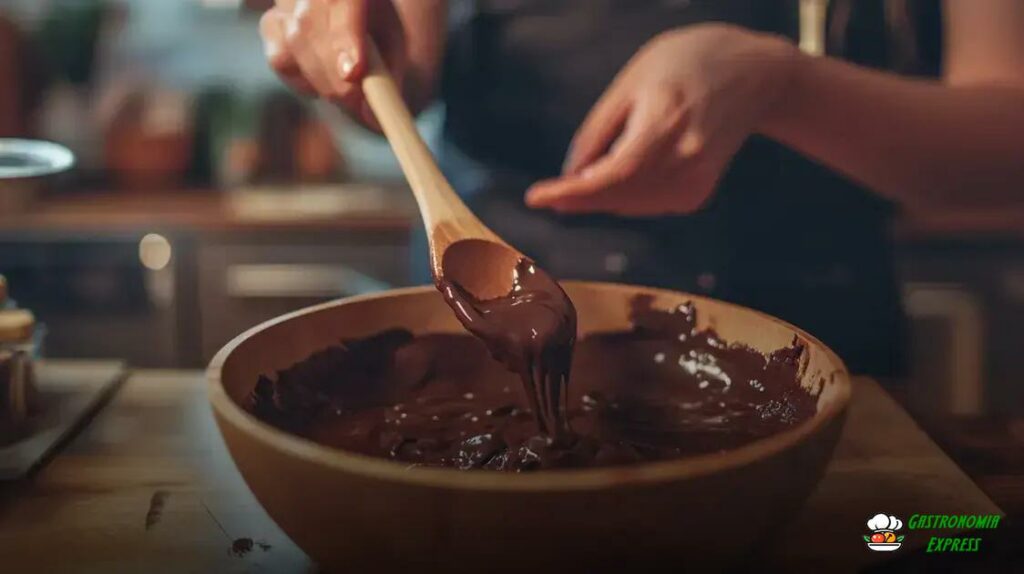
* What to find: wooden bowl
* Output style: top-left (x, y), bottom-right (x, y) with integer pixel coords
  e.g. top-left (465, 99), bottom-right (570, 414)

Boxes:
top-left (208, 282), bottom-right (850, 572)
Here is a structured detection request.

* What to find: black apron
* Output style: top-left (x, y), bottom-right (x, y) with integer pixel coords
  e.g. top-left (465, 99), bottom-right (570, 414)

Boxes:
top-left (413, 0), bottom-right (934, 375)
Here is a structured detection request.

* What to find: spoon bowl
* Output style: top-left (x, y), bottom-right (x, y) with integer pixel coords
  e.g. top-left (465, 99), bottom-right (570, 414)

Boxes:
top-left (439, 238), bottom-right (523, 300)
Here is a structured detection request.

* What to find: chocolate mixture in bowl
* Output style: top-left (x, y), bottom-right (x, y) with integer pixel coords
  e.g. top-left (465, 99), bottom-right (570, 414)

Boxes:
top-left (437, 257), bottom-right (577, 441)
top-left (247, 295), bottom-right (818, 471)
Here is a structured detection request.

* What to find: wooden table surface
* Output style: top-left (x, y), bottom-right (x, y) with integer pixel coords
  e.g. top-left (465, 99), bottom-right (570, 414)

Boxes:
top-left (0, 367), bottom-right (1006, 573)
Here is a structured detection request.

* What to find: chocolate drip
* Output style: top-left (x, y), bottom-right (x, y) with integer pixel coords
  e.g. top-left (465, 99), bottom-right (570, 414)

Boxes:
top-left (437, 258), bottom-right (577, 441)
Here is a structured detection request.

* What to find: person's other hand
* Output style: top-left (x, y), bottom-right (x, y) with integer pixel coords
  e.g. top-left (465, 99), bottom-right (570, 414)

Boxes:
top-left (525, 24), bottom-right (798, 216)
top-left (259, 0), bottom-right (406, 129)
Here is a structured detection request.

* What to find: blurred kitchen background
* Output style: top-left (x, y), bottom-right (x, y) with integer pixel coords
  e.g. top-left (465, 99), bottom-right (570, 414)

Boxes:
top-left (1, 0), bottom-right (1023, 437)
top-left (0, 0), bottom-right (426, 363)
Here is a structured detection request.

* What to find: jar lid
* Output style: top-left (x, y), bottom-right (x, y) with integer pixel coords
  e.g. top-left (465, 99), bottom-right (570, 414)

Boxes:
top-left (0, 309), bottom-right (34, 343)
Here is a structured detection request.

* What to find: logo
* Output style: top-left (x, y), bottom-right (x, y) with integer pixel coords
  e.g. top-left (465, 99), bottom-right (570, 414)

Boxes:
top-left (864, 513), bottom-right (905, 552)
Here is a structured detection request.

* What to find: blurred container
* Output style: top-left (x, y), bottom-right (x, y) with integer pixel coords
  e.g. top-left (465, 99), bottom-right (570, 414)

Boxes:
top-left (0, 138), bottom-right (75, 213)
top-left (201, 90), bottom-right (348, 190)
top-left (249, 91), bottom-right (346, 187)
top-left (295, 117), bottom-right (344, 182)
top-left (0, 264), bottom-right (47, 364)
top-left (184, 85), bottom-right (260, 189)
top-left (0, 308), bottom-right (42, 442)
top-left (104, 90), bottom-right (193, 191)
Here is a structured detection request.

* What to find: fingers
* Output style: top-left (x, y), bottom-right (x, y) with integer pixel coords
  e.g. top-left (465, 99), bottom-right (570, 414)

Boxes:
top-left (260, 9), bottom-right (286, 62)
top-left (336, 0), bottom-right (385, 130)
top-left (527, 90), bottom-right (688, 210)
top-left (263, 0), bottom-right (403, 131)
top-left (525, 157), bottom-right (638, 214)
top-left (678, 102), bottom-right (708, 160)
top-left (282, 0), bottom-right (339, 95)
top-left (263, 0), bottom-right (374, 104)
top-left (328, 0), bottom-right (368, 83)
top-left (562, 89), bottom-right (631, 176)
top-left (261, 9), bottom-right (315, 95)
top-left (302, 1), bottom-right (355, 97)
top-left (526, 181), bottom-right (636, 215)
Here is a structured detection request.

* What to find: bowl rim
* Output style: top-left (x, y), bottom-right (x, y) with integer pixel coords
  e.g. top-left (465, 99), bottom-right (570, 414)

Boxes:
top-left (0, 139), bottom-right (75, 180)
top-left (208, 282), bottom-right (851, 492)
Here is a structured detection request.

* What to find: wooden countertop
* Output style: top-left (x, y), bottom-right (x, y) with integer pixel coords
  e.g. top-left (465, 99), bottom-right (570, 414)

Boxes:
top-left (0, 189), bottom-right (415, 236)
top-left (0, 191), bottom-right (1022, 243)
top-left (895, 207), bottom-right (1024, 243)
top-left (0, 365), bottom-right (1009, 573)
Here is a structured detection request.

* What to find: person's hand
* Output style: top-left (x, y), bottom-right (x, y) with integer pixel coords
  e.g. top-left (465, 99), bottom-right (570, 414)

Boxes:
top-left (525, 24), bottom-right (798, 216)
top-left (259, 0), bottom-right (407, 129)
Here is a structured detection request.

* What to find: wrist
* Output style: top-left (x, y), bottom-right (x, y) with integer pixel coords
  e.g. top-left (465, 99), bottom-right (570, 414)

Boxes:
top-left (755, 35), bottom-right (806, 139)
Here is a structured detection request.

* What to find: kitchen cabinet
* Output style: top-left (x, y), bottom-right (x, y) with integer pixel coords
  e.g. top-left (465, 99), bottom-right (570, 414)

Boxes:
top-left (195, 231), bottom-right (410, 363)
top-left (0, 235), bottom-right (180, 366)
top-left (897, 241), bottom-right (1024, 417)
top-left (0, 190), bottom-right (414, 368)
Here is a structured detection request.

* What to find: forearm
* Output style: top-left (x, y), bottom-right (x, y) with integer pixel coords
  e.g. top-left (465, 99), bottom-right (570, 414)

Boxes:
top-left (761, 51), bottom-right (1024, 207)
top-left (395, 0), bottom-right (447, 114)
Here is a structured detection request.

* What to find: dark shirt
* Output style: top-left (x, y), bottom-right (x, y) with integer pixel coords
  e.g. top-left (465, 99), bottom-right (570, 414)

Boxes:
top-left (427, 0), bottom-right (941, 374)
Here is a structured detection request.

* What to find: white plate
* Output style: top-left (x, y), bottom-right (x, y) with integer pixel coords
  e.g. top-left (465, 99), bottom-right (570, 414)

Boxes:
top-left (0, 139), bottom-right (75, 180)
top-left (867, 543), bottom-right (902, 552)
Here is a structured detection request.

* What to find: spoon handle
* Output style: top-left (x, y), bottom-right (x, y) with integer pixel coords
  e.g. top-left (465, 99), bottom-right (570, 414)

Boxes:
top-left (361, 42), bottom-right (503, 270)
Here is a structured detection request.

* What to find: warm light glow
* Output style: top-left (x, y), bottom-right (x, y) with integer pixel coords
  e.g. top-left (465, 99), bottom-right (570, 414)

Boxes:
top-left (139, 233), bottom-right (172, 271)
top-left (799, 0), bottom-right (828, 56)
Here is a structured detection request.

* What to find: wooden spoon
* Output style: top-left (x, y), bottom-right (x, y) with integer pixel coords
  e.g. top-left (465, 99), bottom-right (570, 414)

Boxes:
top-left (361, 43), bottom-right (522, 300)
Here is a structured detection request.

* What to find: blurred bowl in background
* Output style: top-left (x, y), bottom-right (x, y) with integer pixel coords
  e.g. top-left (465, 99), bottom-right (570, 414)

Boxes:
top-left (0, 139), bottom-right (75, 213)
top-left (103, 90), bottom-right (193, 192)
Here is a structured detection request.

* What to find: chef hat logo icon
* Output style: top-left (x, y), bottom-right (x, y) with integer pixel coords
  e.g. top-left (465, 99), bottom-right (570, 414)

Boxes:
top-left (864, 513), bottom-right (905, 552)
top-left (867, 514), bottom-right (903, 531)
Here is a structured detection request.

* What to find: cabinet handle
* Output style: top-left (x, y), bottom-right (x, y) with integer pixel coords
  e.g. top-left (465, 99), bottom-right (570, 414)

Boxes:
top-left (225, 264), bottom-right (391, 299)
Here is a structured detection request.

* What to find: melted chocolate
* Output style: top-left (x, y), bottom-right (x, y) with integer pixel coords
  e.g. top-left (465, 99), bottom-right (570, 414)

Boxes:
top-left (230, 538), bottom-right (254, 557)
top-left (436, 258), bottom-right (577, 440)
top-left (248, 296), bottom-right (817, 471)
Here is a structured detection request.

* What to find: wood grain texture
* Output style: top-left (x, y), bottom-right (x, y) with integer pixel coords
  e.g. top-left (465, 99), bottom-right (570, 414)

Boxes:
top-left (361, 42), bottom-right (516, 292)
top-left (0, 368), bottom-right (311, 574)
top-left (769, 374), bottom-right (1003, 571)
top-left (0, 366), bottom-right (999, 573)
top-left (0, 360), bottom-right (126, 480)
